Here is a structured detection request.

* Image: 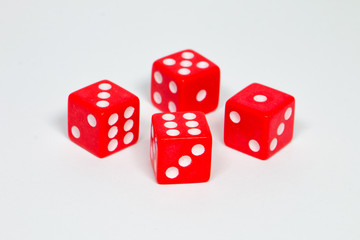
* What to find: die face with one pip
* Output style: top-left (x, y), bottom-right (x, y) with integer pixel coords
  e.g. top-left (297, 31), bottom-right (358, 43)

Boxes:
top-left (150, 112), bottom-right (212, 184)
top-left (224, 83), bottom-right (295, 160)
top-left (68, 80), bottom-right (140, 158)
top-left (151, 49), bottom-right (220, 113)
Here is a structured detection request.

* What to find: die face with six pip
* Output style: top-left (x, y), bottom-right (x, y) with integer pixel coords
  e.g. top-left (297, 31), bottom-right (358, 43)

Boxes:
top-left (224, 83), bottom-right (295, 160)
top-left (68, 80), bottom-right (140, 158)
top-left (151, 49), bottom-right (220, 113)
top-left (150, 112), bottom-right (212, 184)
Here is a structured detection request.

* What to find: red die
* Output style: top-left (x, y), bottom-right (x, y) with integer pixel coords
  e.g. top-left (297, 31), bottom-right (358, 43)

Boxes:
top-left (151, 49), bottom-right (220, 113)
top-left (150, 112), bottom-right (212, 184)
top-left (224, 83), bottom-right (295, 160)
top-left (68, 80), bottom-right (140, 158)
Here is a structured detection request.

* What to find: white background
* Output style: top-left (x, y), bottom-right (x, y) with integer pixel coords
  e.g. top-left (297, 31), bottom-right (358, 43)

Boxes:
top-left (1, 0), bottom-right (359, 239)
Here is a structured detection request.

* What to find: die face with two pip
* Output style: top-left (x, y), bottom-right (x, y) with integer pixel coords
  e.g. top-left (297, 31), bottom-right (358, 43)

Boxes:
top-left (224, 83), bottom-right (295, 160)
top-left (151, 49), bottom-right (220, 113)
top-left (68, 80), bottom-right (140, 158)
top-left (150, 112), bottom-right (212, 184)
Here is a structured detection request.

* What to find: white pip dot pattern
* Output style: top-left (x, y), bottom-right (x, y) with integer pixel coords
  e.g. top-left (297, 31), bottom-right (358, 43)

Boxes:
top-left (169, 81), bottom-right (177, 94)
top-left (181, 52), bottom-right (194, 59)
top-left (178, 68), bottom-right (190, 75)
top-left (196, 90), bottom-right (207, 102)
top-left (124, 106), bottom-right (135, 119)
top-left (74, 81), bottom-right (138, 154)
top-left (150, 131), bottom-right (158, 175)
top-left (168, 101), bottom-right (177, 112)
top-left (154, 71), bottom-right (163, 84)
top-left (188, 129), bottom-right (201, 135)
top-left (106, 105), bottom-right (136, 152)
top-left (98, 83), bottom-right (112, 91)
top-left (96, 100), bottom-right (109, 108)
top-left (98, 92), bottom-right (110, 99)
top-left (277, 123), bottom-right (285, 135)
top-left (186, 121), bottom-right (199, 128)
top-left (87, 114), bottom-right (97, 127)
top-left (108, 113), bottom-right (118, 126)
top-left (166, 167), bottom-right (179, 179)
top-left (179, 155), bottom-right (192, 167)
top-left (268, 106), bottom-right (293, 151)
top-left (123, 132), bottom-right (134, 145)
top-left (96, 82), bottom-right (112, 108)
top-left (192, 144), bottom-right (205, 156)
top-left (253, 95), bottom-right (267, 102)
top-left (108, 126), bottom-right (118, 138)
top-left (160, 112), bottom-right (208, 179)
top-left (196, 61), bottom-right (209, 69)
top-left (229, 111), bottom-right (241, 124)
top-left (166, 129), bottom-right (180, 136)
top-left (249, 140), bottom-right (260, 152)
top-left (183, 113), bottom-right (196, 120)
top-left (124, 119), bottom-right (134, 132)
top-left (270, 138), bottom-right (278, 151)
top-left (164, 122), bottom-right (177, 128)
top-left (243, 105), bottom-right (293, 154)
top-left (163, 58), bottom-right (176, 66)
top-left (162, 113), bottom-right (175, 121)
top-left (153, 92), bottom-right (162, 104)
top-left (180, 60), bottom-right (192, 67)
top-left (154, 51), bottom-right (214, 113)
top-left (108, 139), bottom-right (118, 152)
top-left (285, 107), bottom-right (292, 120)
top-left (71, 126), bottom-right (80, 138)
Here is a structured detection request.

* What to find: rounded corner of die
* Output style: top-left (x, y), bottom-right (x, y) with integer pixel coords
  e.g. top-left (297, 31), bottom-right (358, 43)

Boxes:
top-left (224, 97), bottom-right (234, 108)
top-left (289, 94), bottom-right (296, 104)
top-left (68, 91), bottom-right (76, 101)
top-left (99, 79), bottom-right (109, 83)
top-left (151, 59), bottom-right (161, 69)
top-left (248, 82), bottom-right (262, 89)
top-left (133, 95), bottom-right (140, 105)
top-left (182, 48), bottom-right (195, 53)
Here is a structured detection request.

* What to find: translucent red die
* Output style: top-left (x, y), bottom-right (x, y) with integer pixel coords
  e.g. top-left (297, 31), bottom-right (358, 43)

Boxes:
top-left (68, 80), bottom-right (140, 158)
top-left (151, 49), bottom-right (220, 113)
top-left (150, 111), bottom-right (212, 184)
top-left (224, 83), bottom-right (295, 160)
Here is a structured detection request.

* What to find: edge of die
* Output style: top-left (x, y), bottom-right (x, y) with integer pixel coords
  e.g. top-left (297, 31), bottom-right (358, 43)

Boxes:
top-left (155, 177), bottom-right (211, 185)
top-left (67, 79), bottom-right (140, 159)
top-left (250, 82), bottom-right (296, 101)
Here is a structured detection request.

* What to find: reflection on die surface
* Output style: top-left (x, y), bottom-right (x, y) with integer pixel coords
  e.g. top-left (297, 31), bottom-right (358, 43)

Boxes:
top-left (151, 112), bottom-right (212, 184)
top-left (68, 80), bottom-right (140, 158)
top-left (151, 49), bottom-right (220, 114)
top-left (224, 83), bottom-right (295, 160)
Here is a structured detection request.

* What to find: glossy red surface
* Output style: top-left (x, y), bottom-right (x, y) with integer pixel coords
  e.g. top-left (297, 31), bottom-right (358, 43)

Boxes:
top-left (68, 80), bottom-right (140, 158)
top-left (150, 111), bottom-right (212, 184)
top-left (224, 83), bottom-right (295, 160)
top-left (151, 49), bottom-right (220, 113)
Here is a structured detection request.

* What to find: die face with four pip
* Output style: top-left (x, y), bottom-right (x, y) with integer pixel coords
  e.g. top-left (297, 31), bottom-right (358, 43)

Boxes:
top-left (150, 112), bottom-right (212, 184)
top-left (151, 49), bottom-right (220, 114)
top-left (68, 80), bottom-right (140, 158)
top-left (224, 83), bottom-right (295, 160)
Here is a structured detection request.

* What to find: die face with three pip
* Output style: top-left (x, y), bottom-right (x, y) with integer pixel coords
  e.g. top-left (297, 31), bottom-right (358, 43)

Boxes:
top-left (150, 112), bottom-right (212, 184)
top-left (224, 83), bottom-right (295, 160)
top-left (151, 49), bottom-right (220, 114)
top-left (68, 80), bottom-right (140, 158)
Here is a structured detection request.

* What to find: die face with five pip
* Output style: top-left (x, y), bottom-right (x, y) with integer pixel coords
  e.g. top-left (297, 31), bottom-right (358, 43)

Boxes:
top-left (150, 112), bottom-right (212, 184)
top-left (151, 49), bottom-right (220, 114)
top-left (68, 80), bottom-right (140, 158)
top-left (224, 83), bottom-right (295, 160)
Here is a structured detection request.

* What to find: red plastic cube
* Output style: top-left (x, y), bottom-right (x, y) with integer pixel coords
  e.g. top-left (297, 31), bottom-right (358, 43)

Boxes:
top-left (150, 112), bottom-right (212, 184)
top-left (224, 83), bottom-right (295, 160)
top-left (151, 49), bottom-right (220, 113)
top-left (68, 80), bottom-right (140, 158)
